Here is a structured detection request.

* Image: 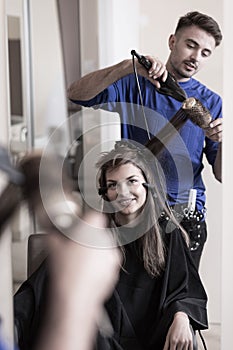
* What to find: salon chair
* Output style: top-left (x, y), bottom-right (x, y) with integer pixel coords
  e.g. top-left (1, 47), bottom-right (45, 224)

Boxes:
top-left (27, 233), bottom-right (48, 278)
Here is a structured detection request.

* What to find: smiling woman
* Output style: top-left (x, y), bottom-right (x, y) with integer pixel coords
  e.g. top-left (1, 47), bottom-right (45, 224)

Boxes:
top-left (13, 138), bottom-right (208, 350)
top-left (93, 139), bottom-right (208, 349)
top-left (105, 163), bottom-right (147, 225)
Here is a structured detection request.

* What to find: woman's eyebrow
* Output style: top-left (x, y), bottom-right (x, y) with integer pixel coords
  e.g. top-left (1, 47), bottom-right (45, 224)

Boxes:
top-left (126, 175), bottom-right (140, 180)
top-left (106, 175), bottom-right (140, 183)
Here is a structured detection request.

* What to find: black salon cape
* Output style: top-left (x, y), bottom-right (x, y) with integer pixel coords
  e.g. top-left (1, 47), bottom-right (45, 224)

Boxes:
top-left (14, 228), bottom-right (208, 350)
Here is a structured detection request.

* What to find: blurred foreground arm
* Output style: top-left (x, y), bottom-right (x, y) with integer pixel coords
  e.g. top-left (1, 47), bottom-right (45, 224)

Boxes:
top-left (67, 60), bottom-right (133, 101)
top-left (35, 211), bottom-right (121, 350)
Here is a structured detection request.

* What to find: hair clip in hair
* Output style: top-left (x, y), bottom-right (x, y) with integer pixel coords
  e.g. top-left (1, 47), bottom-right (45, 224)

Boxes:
top-left (114, 140), bottom-right (155, 163)
top-left (98, 187), bottom-right (107, 196)
top-left (114, 140), bottom-right (144, 154)
top-left (142, 182), bottom-right (153, 189)
top-left (142, 183), bottom-right (157, 198)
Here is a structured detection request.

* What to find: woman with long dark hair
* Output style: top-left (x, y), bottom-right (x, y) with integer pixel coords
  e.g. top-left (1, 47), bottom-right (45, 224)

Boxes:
top-left (14, 140), bottom-right (208, 350)
top-left (96, 140), bottom-right (207, 349)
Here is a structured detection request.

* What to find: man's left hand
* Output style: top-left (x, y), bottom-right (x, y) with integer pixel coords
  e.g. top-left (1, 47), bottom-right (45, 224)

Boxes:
top-left (205, 118), bottom-right (222, 142)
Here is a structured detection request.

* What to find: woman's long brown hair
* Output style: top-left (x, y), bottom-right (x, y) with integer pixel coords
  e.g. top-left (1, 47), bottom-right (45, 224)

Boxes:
top-left (96, 141), bottom-right (189, 277)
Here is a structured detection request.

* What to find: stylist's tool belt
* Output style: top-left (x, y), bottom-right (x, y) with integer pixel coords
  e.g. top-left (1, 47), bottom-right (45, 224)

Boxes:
top-left (173, 203), bottom-right (206, 252)
top-left (159, 203), bottom-right (206, 251)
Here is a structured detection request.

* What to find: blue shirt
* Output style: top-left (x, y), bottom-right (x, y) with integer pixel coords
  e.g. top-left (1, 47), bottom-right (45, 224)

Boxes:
top-left (71, 74), bottom-right (222, 212)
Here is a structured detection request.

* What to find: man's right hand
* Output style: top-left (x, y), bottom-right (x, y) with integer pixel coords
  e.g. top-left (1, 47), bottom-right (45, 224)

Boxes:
top-left (137, 55), bottom-right (168, 88)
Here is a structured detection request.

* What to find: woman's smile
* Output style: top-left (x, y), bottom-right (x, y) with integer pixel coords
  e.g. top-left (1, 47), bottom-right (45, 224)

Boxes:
top-left (105, 163), bottom-right (147, 225)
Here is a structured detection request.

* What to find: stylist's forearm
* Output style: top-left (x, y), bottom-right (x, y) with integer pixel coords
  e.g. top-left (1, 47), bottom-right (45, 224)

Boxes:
top-left (67, 59), bottom-right (133, 101)
top-left (36, 289), bottom-right (101, 350)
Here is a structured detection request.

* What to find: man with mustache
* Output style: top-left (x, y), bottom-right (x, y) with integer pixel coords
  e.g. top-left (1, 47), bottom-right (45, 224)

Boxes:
top-left (68, 11), bottom-right (223, 268)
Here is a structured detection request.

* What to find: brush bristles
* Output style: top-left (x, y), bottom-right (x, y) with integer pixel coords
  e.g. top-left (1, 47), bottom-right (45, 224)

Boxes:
top-left (182, 98), bottom-right (212, 129)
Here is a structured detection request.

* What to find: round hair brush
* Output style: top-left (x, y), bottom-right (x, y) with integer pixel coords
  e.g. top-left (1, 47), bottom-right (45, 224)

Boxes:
top-left (146, 97), bottom-right (212, 156)
top-left (181, 97), bottom-right (212, 128)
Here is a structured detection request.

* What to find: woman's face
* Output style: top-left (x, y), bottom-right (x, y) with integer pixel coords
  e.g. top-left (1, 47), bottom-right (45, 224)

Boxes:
top-left (105, 163), bottom-right (147, 225)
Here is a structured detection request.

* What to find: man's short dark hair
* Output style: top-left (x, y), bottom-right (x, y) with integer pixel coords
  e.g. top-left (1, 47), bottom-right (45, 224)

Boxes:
top-left (175, 11), bottom-right (222, 47)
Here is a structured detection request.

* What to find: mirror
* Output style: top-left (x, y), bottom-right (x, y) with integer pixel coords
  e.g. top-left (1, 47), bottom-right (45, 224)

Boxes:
top-left (7, 0), bottom-right (69, 155)
top-left (7, 16), bottom-right (23, 126)
top-left (7, 11), bottom-right (29, 155)
top-left (28, 0), bottom-right (68, 150)
top-left (6, 0), bottom-right (70, 305)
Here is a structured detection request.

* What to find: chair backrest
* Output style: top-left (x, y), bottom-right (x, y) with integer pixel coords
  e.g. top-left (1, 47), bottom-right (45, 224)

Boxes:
top-left (27, 233), bottom-right (48, 277)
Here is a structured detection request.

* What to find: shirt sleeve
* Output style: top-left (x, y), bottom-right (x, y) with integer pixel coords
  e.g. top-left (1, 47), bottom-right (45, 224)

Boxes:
top-left (69, 74), bottom-right (138, 110)
top-left (70, 83), bottom-right (118, 108)
top-left (160, 229), bottom-right (208, 330)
